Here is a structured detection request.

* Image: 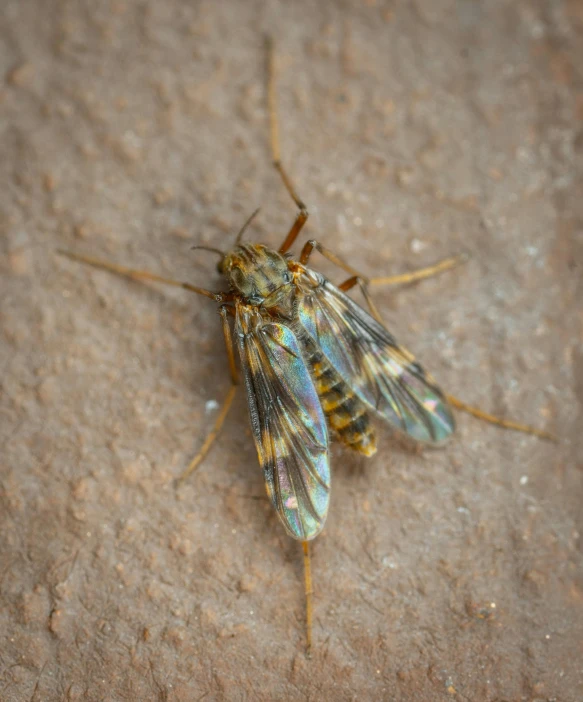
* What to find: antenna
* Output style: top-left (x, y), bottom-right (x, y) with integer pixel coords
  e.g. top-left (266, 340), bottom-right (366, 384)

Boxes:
top-left (234, 208), bottom-right (261, 245)
top-left (190, 245), bottom-right (225, 260)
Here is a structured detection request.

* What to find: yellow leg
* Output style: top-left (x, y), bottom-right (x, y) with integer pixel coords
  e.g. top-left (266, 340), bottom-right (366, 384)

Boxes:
top-left (445, 393), bottom-right (558, 442)
top-left (58, 251), bottom-right (244, 471)
top-left (299, 238), bottom-right (362, 277)
top-left (176, 384), bottom-right (238, 485)
top-left (369, 254), bottom-right (467, 286)
top-left (233, 207), bottom-right (262, 246)
top-left (304, 246), bottom-right (466, 314)
top-left (302, 541), bottom-right (313, 657)
top-left (266, 36), bottom-right (310, 254)
top-left (268, 37), bottom-right (465, 286)
top-left (177, 306), bottom-right (240, 483)
top-left (57, 249), bottom-right (227, 301)
top-left (338, 274), bottom-right (385, 325)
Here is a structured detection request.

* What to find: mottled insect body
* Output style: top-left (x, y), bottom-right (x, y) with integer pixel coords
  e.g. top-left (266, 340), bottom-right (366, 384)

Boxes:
top-left (224, 242), bottom-right (455, 541)
top-left (296, 329), bottom-right (377, 458)
top-left (224, 243), bottom-right (377, 458)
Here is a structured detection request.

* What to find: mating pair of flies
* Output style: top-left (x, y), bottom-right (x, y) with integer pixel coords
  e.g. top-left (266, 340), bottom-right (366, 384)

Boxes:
top-left (59, 40), bottom-right (555, 655)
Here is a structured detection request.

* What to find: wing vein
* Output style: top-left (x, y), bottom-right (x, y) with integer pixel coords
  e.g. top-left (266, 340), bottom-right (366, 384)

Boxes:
top-left (297, 268), bottom-right (455, 444)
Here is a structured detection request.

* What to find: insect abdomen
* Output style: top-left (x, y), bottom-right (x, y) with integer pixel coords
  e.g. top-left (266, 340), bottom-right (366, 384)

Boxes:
top-left (299, 334), bottom-right (377, 457)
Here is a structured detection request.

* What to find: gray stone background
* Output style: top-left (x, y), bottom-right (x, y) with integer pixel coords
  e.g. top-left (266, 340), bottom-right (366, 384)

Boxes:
top-left (1, 1), bottom-right (582, 700)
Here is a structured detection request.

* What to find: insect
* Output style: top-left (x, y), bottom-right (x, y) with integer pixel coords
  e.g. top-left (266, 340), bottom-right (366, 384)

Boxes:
top-left (58, 39), bottom-right (556, 655)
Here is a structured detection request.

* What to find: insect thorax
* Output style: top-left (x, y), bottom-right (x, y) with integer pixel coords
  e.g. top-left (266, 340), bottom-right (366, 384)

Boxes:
top-left (222, 243), bottom-right (295, 317)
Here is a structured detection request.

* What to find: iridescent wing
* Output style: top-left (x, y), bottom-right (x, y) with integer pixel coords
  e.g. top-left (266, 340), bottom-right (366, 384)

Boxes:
top-left (235, 305), bottom-right (330, 540)
top-left (297, 268), bottom-right (455, 444)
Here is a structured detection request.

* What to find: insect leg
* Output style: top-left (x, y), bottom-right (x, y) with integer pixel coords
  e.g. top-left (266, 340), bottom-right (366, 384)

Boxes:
top-left (337, 275), bottom-right (385, 325)
top-left (337, 276), bottom-right (360, 292)
top-left (302, 541), bottom-right (314, 657)
top-left (299, 239), bottom-right (365, 277)
top-left (278, 210), bottom-right (309, 255)
top-left (177, 384), bottom-right (237, 484)
top-left (57, 250), bottom-right (227, 301)
top-left (335, 254), bottom-right (467, 290)
top-left (177, 306), bottom-right (239, 484)
top-left (369, 254), bottom-right (468, 286)
top-left (266, 37), bottom-right (310, 254)
top-left (444, 394), bottom-right (558, 442)
top-left (299, 241), bottom-right (387, 323)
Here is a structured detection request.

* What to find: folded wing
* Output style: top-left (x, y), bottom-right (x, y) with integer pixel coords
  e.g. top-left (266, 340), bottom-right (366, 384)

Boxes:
top-left (236, 306), bottom-right (330, 540)
top-left (297, 269), bottom-right (455, 444)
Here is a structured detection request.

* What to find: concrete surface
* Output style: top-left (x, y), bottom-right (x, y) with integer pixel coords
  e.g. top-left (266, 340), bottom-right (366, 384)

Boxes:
top-left (1, 1), bottom-right (582, 700)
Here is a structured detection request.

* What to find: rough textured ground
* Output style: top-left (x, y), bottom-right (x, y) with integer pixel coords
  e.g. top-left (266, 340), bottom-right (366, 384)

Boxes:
top-left (1, 1), bottom-right (582, 700)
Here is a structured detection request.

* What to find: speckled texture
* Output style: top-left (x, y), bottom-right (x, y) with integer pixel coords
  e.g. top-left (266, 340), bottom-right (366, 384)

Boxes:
top-left (1, 1), bottom-right (582, 700)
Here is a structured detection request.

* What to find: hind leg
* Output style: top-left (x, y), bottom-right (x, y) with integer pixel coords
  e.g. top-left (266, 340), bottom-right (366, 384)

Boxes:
top-left (177, 305), bottom-right (239, 484)
top-left (57, 249), bottom-right (228, 301)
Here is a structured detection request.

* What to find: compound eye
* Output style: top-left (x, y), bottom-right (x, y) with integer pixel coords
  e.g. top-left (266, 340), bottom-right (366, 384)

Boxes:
top-left (283, 271), bottom-right (293, 284)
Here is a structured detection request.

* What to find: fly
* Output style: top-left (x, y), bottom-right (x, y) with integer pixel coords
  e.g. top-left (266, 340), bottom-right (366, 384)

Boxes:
top-left (57, 38), bottom-right (557, 656)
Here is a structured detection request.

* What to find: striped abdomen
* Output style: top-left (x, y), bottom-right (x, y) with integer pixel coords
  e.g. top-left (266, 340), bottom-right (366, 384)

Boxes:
top-left (298, 332), bottom-right (377, 457)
